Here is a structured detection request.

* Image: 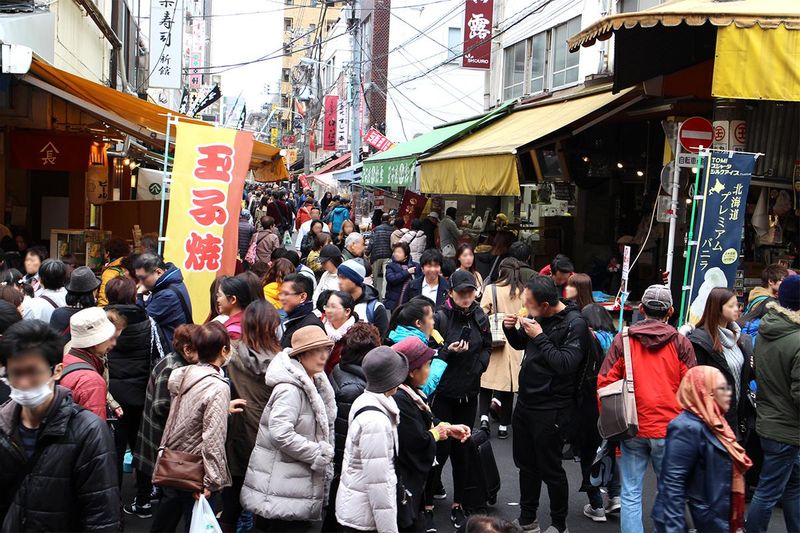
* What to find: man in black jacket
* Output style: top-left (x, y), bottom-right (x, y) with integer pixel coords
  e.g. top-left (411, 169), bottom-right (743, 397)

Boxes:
top-left (404, 249), bottom-right (449, 309)
top-left (0, 320), bottom-right (120, 532)
top-left (279, 273), bottom-right (324, 348)
top-left (503, 276), bottom-right (590, 533)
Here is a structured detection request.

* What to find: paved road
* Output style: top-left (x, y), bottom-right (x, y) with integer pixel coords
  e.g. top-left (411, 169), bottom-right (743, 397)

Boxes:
top-left (120, 424), bottom-right (789, 532)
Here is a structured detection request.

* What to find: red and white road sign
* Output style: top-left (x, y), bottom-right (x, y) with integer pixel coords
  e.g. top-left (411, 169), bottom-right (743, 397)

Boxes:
top-left (679, 117), bottom-right (713, 153)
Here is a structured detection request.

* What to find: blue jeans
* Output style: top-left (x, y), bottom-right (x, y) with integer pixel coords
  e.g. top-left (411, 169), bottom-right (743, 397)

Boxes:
top-left (619, 437), bottom-right (665, 533)
top-left (746, 437), bottom-right (800, 533)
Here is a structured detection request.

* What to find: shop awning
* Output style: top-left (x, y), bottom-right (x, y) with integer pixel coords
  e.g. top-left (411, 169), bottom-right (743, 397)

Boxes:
top-left (568, 0), bottom-right (800, 52)
top-left (309, 152), bottom-right (352, 176)
top-left (22, 57), bottom-right (289, 180)
top-left (419, 87), bottom-right (639, 196)
top-left (361, 100), bottom-right (516, 188)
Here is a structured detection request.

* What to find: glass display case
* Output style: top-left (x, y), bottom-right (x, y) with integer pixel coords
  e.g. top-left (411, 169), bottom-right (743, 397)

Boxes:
top-left (50, 229), bottom-right (112, 271)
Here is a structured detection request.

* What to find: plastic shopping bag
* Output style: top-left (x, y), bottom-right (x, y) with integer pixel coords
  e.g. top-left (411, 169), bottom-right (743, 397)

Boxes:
top-left (189, 495), bottom-right (222, 533)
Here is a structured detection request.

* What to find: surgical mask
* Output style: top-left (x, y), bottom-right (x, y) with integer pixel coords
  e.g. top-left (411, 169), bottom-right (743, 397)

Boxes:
top-left (10, 381), bottom-right (53, 408)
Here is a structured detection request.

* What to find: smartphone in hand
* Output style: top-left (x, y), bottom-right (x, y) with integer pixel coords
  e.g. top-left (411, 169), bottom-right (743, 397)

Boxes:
top-left (459, 325), bottom-right (472, 342)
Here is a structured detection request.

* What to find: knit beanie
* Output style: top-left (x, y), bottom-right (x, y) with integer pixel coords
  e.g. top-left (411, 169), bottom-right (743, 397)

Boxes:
top-left (362, 346), bottom-right (409, 393)
top-left (778, 274), bottom-right (800, 311)
top-left (338, 259), bottom-right (366, 287)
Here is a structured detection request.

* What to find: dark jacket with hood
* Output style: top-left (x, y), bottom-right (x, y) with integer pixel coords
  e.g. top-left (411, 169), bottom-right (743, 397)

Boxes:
top-left (598, 319), bottom-right (697, 438)
top-left (0, 386), bottom-right (120, 532)
top-left (353, 284), bottom-right (389, 339)
top-left (328, 362), bottom-right (367, 474)
top-left (395, 385), bottom-right (437, 523)
top-left (687, 326), bottom-right (754, 439)
top-left (238, 217), bottom-right (255, 258)
top-left (433, 299), bottom-right (492, 399)
top-left (652, 411), bottom-right (735, 533)
top-left (138, 263), bottom-right (192, 352)
top-left (280, 303), bottom-right (324, 349)
top-left (753, 302), bottom-right (800, 446)
top-left (106, 304), bottom-right (164, 408)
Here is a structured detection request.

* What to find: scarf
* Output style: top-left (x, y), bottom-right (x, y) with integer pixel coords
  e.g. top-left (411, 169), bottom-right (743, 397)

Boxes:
top-left (388, 325), bottom-right (429, 345)
top-left (676, 366), bottom-right (752, 532)
top-left (718, 324), bottom-right (744, 399)
top-left (324, 316), bottom-right (356, 342)
top-left (398, 383), bottom-right (431, 415)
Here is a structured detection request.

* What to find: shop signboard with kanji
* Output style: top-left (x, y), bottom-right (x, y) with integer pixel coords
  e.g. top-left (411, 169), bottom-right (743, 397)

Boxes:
top-left (686, 151), bottom-right (758, 323)
top-left (461, 0), bottom-right (493, 70)
top-left (364, 128), bottom-right (393, 152)
top-left (9, 130), bottom-right (91, 172)
top-left (149, 0), bottom-right (185, 89)
top-left (323, 95), bottom-right (338, 151)
top-left (163, 122), bottom-right (254, 322)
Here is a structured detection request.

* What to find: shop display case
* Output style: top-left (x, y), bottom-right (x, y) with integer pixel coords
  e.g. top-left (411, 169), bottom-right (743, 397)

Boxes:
top-left (50, 229), bottom-right (112, 271)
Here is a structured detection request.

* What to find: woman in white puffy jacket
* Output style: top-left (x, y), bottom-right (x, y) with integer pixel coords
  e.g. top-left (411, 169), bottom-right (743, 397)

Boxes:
top-left (336, 346), bottom-right (410, 533)
top-left (240, 326), bottom-right (337, 530)
top-left (400, 221), bottom-right (427, 264)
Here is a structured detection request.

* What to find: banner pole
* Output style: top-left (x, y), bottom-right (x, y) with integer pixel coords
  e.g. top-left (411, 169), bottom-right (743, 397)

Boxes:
top-left (665, 126), bottom-right (683, 288)
top-left (678, 148), bottom-right (706, 327)
top-left (157, 114), bottom-right (173, 256)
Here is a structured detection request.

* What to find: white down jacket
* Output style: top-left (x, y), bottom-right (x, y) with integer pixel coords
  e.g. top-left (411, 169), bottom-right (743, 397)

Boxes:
top-left (240, 350), bottom-right (337, 521)
top-left (335, 391), bottom-right (400, 533)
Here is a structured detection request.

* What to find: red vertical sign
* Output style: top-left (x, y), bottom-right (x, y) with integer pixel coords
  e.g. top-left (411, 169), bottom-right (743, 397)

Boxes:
top-left (462, 0), bottom-right (493, 70)
top-left (323, 95), bottom-right (338, 151)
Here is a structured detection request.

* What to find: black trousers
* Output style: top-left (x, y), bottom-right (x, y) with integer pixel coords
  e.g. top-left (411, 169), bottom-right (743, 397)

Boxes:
top-left (478, 388), bottom-right (514, 426)
top-left (429, 395), bottom-right (478, 505)
top-left (220, 475), bottom-right (245, 527)
top-left (114, 403), bottom-right (152, 503)
top-left (512, 405), bottom-right (571, 529)
top-left (150, 488), bottom-right (200, 533)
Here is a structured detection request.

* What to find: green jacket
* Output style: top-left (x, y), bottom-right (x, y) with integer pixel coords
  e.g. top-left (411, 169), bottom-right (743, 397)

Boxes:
top-left (754, 303), bottom-right (800, 446)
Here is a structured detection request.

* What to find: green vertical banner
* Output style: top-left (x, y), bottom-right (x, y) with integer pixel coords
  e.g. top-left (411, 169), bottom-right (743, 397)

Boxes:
top-left (685, 151), bottom-right (758, 324)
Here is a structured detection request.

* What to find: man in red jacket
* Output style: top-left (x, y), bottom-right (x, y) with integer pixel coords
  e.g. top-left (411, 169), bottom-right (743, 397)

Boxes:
top-left (59, 307), bottom-right (118, 421)
top-left (596, 284), bottom-right (696, 533)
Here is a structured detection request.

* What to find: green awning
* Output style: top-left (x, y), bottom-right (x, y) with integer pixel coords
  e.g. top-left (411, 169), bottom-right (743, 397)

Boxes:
top-left (361, 100), bottom-right (515, 187)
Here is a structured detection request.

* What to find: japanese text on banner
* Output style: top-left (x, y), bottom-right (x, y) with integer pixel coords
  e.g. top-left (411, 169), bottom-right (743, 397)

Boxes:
top-left (686, 151), bottom-right (757, 323)
top-left (163, 122), bottom-right (254, 322)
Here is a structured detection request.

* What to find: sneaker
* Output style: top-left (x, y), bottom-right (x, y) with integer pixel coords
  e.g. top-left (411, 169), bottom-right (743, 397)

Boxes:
top-left (489, 398), bottom-right (502, 421)
top-left (236, 510), bottom-right (255, 533)
top-left (512, 519), bottom-right (540, 533)
top-left (498, 425), bottom-right (509, 439)
top-left (123, 501), bottom-right (152, 519)
top-left (433, 486), bottom-right (447, 500)
top-left (480, 418), bottom-right (490, 432)
top-left (583, 504), bottom-right (607, 522)
top-left (605, 496), bottom-right (621, 513)
top-left (149, 486), bottom-right (162, 504)
top-left (450, 506), bottom-right (466, 529)
top-left (543, 527), bottom-right (569, 533)
top-left (424, 509), bottom-right (437, 533)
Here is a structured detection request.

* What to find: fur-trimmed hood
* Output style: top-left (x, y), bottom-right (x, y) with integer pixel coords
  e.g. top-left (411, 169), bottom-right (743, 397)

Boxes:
top-left (266, 349), bottom-right (336, 441)
top-left (760, 302), bottom-right (800, 342)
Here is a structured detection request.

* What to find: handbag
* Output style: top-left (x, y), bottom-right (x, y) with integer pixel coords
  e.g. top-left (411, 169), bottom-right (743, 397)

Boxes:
top-left (489, 284), bottom-right (507, 349)
top-left (597, 327), bottom-right (639, 440)
top-left (152, 372), bottom-right (212, 492)
top-left (245, 232), bottom-right (266, 265)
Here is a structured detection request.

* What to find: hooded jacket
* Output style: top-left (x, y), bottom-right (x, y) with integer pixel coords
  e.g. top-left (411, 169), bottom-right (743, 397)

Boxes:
top-left (106, 304), bottom-right (163, 408)
top-left (433, 300), bottom-right (492, 399)
top-left (138, 263), bottom-right (192, 351)
top-left (241, 351), bottom-right (336, 521)
top-left (336, 391), bottom-right (400, 533)
top-left (0, 386), bottom-right (120, 532)
top-left (687, 325), bottom-right (754, 439)
top-left (598, 319), bottom-right (697, 438)
top-left (354, 284), bottom-right (389, 339)
top-left (753, 303), bottom-right (800, 446)
top-left (504, 300), bottom-right (590, 410)
top-left (330, 206), bottom-right (351, 234)
top-left (162, 364), bottom-right (231, 492)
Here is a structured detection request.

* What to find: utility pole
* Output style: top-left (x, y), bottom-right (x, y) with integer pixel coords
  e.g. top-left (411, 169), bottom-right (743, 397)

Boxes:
top-left (350, 0), bottom-right (362, 169)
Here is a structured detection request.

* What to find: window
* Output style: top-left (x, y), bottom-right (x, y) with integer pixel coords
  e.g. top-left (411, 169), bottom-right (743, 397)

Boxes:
top-left (502, 41), bottom-right (526, 100)
top-left (551, 16), bottom-right (581, 88)
top-left (620, 0), bottom-right (662, 12)
top-left (282, 68), bottom-right (291, 82)
top-left (285, 0), bottom-right (293, 4)
top-left (283, 42), bottom-right (293, 55)
top-left (530, 32), bottom-right (546, 93)
top-left (284, 18), bottom-right (293, 31)
top-left (447, 27), bottom-right (463, 61)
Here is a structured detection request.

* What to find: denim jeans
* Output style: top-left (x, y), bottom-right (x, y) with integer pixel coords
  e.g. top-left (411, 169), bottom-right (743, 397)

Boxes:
top-left (619, 437), bottom-right (665, 533)
top-left (745, 437), bottom-right (800, 533)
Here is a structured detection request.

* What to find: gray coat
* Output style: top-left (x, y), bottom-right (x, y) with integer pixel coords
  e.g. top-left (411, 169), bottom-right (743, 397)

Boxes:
top-left (240, 350), bottom-right (337, 521)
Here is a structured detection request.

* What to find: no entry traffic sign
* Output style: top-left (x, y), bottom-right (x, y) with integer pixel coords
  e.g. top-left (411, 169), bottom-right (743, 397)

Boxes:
top-left (679, 117), bottom-right (713, 153)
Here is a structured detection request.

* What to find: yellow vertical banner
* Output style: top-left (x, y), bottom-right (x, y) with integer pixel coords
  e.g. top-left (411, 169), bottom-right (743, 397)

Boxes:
top-left (164, 122), bottom-right (254, 323)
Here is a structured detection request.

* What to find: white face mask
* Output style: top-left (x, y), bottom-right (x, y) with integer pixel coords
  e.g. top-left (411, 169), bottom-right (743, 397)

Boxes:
top-left (10, 381), bottom-right (53, 408)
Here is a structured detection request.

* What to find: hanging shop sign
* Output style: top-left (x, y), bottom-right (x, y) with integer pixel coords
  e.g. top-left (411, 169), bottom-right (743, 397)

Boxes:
top-left (137, 167), bottom-right (171, 200)
top-left (396, 190), bottom-right (427, 228)
top-left (461, 0), bottom-right (493, 70)
top-left (9, 130), bottom-right (91, 172)
top-left (678, 117), bottom-right (713, 153)
top-left (712, 121), bottom-right (729, 151)
top-left (361, 157), bottom-right (415, 188)
top-left (364, 127), bottom-right (394, 152)
top-left (336, 79), bottom-right (349, 151)
top-left (149, 0), bottom-right (184, 89)
top-left (163, 121), bottom-right (254, 322)
top-left (188, 20), bottom-right (206, 89)
top-left (323, 95), bottom-right (338, 151)
top-left (86, 164), bottom-right (110, 205)
top-left (686, 151), bottom-right (758, 323)
top-left (730, 120), bottom-right (747, 151)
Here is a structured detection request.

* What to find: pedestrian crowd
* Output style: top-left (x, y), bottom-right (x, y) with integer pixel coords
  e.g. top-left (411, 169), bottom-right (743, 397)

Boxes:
top-left (0, 184), bottom-right (797, 533)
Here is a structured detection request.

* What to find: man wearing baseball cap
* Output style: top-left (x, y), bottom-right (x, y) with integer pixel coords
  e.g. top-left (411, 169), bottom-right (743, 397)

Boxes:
top-left (597, 284), bottom-right (696, 532)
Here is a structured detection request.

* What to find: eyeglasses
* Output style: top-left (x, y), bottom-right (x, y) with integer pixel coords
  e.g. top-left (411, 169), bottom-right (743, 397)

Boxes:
top-left (279, 290), bottom-right (300, 297)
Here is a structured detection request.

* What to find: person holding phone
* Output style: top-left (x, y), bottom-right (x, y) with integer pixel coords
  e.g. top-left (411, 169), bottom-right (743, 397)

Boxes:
top-left (428, 270), bottom-right (492, 529)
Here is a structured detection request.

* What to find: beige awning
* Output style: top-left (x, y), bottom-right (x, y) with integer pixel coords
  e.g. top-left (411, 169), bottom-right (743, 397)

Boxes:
top-left (568, 0), bottom-right (800, 52)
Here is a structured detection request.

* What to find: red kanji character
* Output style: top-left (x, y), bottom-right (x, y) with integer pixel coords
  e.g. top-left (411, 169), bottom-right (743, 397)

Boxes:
top-left (184, 231), bottom-right (223, 271)
top-left (194, 144), bottom-right (234, 182)
top-left (189, 188), bottom-right (227, 226)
